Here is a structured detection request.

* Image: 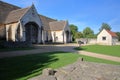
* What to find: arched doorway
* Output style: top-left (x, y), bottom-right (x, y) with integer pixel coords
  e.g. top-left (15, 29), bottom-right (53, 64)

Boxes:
top-left (65, 31), bottom-right (70, 43)
top-left (25, 22), bottom-right (39, 43)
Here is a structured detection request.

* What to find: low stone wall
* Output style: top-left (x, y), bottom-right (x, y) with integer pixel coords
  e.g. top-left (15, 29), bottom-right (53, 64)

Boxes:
top-left (116, 42), bottom-right (120, 45)
top-left (76, 38), bottom-right (97, 44)
top-left (88, 38), bottom-right (97, 44)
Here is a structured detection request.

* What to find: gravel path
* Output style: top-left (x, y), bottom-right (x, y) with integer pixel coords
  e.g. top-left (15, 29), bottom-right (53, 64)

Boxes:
top-left (79, 51), bottom-right (120, 62)
top-left (0, 43), bottom-right (120, 63)
top-left (0, 44), bottom-right (77, 59)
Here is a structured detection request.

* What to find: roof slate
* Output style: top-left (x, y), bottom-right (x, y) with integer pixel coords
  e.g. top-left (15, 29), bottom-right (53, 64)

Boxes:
top-left (106, 30), bottom-right (118, 37)
top-left (49, 21), bottom-right (66, 31)
top-left (0, 1), bottom-right (20, 24)
top-left (5, 7), bottom-right (30, 24)
top-left (39, 14), bottom-right (57, 30)
top-left (0, 1), bottom-right (68, 31)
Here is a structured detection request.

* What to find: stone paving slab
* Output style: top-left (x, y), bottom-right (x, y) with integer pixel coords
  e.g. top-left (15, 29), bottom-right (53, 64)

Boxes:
top-left (29, 59), bottom-right (120, 80)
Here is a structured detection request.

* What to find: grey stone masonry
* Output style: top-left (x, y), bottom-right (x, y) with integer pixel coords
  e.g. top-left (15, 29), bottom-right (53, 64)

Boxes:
top-left (29, 58), bottom-right (120, 80)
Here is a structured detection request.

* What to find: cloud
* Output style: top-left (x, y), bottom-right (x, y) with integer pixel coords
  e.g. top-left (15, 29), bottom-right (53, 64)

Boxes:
top-left (108, 18), bottom-right (120, 32)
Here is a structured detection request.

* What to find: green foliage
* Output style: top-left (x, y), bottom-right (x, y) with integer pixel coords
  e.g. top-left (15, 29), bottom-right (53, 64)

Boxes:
top-left (99, 23), bottom-right (111, 31)
top-left (75, 32), bottom-right (83, 38)
top-left (116, 32), bottom-right (120, 41)
top-left (69, 24), bottom-right (78, 41)
top-left (69, 24), bottom-right (78, 32)
top-left (0, 52), bottom-right (80, 80)
top-left (83, 27), bottom-right (95, 38)
top-left (79, 54), bottom-right (120, 65)
top-left (0, 51), bottom-right (119, 80)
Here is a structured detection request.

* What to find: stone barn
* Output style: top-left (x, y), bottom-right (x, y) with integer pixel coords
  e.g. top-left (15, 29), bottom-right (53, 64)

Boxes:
top-left (0, 1), bottom-right (72, 44)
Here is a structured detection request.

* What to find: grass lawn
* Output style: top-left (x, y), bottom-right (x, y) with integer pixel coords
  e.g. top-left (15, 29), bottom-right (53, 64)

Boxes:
top-left (0, 47), bottom-right (35, 52)
top-left (75, 45), bottom-right (120, 57)
top-left (79, 54), bottom-right (120, 65)
top-left (0, 51), bottom-right (119, 80)
top-left (0, 52), bottom-right (80, 80)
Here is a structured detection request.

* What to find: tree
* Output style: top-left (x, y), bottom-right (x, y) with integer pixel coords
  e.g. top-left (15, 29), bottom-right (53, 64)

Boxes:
top-left (83, 27), bottom-right (95, 38)
top-left (69, 24), bottom-right (78, 41)
top-left (99, 23), bottom-right (111, 31)
top-left (75, 32), bottom-right (83, 38)
top-left (116, 32), bottom-right (120, 41)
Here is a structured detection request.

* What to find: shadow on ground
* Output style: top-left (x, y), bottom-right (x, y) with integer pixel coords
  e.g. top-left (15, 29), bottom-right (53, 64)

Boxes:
top-left (74, 46), bottom-right (87, 50)
top-left (0, 52), bottom-right (68, 80)
top-left (0, 43), bottom-right (81, 80)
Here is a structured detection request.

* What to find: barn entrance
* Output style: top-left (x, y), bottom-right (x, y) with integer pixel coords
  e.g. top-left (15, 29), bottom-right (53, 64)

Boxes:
top-left (25, 22), bottom-right (39, 43)
top-left (65, 30), bottom-right (70, 43)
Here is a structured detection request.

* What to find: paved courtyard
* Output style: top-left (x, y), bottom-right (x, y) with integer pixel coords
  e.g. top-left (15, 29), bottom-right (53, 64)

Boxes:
top-left (0, 43), bottom-right (120, 62)
top-left (0, 43), bottom-right (77, 58)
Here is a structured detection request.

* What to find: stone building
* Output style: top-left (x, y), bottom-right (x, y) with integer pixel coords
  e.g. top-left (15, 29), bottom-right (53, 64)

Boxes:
top-left (0, 1), bottom-right (72, 44)
top-left (97, 29), bottom-right (118, 45)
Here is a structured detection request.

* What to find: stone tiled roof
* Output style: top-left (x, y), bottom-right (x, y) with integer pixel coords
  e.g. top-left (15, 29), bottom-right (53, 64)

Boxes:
top-left (49, 21), bottom-right (67, 31)
top-left (5, 7), bottom-right (30, 24)
top-left (0, 1), bottom-right (20, 24)
top-left (106, 30), bottom-right (118, 37)
top-left (0, 1), bottom-right (68, 31)
top-left (39, 14), bottom-right (57, 30)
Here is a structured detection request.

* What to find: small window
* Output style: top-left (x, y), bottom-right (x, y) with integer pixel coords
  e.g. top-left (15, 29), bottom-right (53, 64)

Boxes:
top-left (102, 37), bottom-right (106, 40)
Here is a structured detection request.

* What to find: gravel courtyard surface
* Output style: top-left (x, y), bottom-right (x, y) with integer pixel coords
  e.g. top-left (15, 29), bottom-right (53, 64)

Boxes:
top-left (0, 43), bottom-right (77, 58)
top-left (29, 59), bottom-right (120, 80)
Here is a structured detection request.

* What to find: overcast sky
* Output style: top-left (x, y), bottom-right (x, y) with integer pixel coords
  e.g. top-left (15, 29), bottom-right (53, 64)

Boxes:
top-left (3, 0), bottom-right (120, 33)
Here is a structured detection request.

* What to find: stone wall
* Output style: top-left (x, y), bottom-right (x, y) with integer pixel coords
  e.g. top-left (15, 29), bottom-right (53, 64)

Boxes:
top-left (76, 38), bottom-right (97, 44)
top-left (116, 42), bottom-right (120, 45)
top-left (0, 24), bottom-right (6, 39)
top-left (6, 22), bottom-right (18, 41)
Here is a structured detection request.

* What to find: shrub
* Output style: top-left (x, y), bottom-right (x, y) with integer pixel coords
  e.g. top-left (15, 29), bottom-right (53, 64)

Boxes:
top-left (0, 41), bottom-right (32, 48)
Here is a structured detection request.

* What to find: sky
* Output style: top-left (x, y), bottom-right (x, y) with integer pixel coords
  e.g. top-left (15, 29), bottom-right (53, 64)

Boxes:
top-left (2, 0), bottom-right (120, 33)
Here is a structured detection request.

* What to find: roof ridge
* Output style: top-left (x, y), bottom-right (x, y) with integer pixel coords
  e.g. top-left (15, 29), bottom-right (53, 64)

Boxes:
top-left (105, 29), bottom-right (118, 37)
top-left (39, 14), bottom-right (57, 21)
top-left (19, 6), bottom-right (31, 20)
top-left (5, 6), bottom-right (31, 24)
top-left (0, 1), bottom-right (21, 8)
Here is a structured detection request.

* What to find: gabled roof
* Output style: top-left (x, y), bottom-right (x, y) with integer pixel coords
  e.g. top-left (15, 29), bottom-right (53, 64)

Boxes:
top-left (106, 30), bottom-right (118, 37)
top-left (49, 21), bottom-right (67, 31)
top-left (0, 1), bottom-right (69, 32)
top-left (39, 14), bottom-right (57, 30)
top-left (0, 1), bottom-right (20, 24)
top-left (5, 7), bottom-right (30, 24)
